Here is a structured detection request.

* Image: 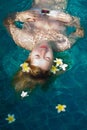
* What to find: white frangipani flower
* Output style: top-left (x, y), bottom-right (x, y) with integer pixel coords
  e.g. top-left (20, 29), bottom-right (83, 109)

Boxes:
top-left (56, 104), bottom-right (67, 113)
top-left (59, 64), bottom-right (68, 71)
top-left (51, 65), bottom-right (59, 74)
top-left (21, 91), bottom-right (29, 98)
top-left (54, 58), bottom-right (63, 67)
top-left (20, 62), bottom-right (30, 72)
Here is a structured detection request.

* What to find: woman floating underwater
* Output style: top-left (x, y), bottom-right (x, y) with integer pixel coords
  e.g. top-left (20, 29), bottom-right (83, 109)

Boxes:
top-left (4, 0), bottom-right (84, 92)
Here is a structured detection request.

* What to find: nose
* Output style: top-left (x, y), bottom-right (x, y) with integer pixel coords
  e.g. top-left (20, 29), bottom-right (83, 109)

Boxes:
top-left (40, 48), bottom-right (47, 58)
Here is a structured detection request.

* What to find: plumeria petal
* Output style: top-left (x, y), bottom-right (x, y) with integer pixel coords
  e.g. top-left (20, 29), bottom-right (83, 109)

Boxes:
top-left (21, 91), bottom-right (29, 98)
top-left (51, 65), bottom-right (59, 74)
top-left (5, 114), bottom-right (16, 124)
top-left (54, 58), bottom-right (63, 67)
top-left (55, 104), bottom-right (67, 113)
top-left (59, 64), bottom-right (68, 71)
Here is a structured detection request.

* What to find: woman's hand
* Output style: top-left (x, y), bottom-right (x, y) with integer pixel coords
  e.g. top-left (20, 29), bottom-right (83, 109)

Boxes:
top-left (4, 13), bottom-right (16, 26)
top-left (15, 11), bottom-right (39, 22)
top-left (75, 28), bottom-right (84, 37)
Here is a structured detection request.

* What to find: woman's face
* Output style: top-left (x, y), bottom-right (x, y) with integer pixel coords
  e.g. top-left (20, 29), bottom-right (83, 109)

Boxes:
top-left (30, 42), bottom-right (53, 71)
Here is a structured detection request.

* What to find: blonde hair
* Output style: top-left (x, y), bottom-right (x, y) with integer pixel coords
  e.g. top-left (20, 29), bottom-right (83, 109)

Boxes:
top-left (12, 58), bottom-right (51, 92)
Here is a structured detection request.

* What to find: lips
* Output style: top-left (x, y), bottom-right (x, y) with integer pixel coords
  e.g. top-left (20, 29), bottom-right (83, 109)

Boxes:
top-left (40, 45), bottom-right (48, 49)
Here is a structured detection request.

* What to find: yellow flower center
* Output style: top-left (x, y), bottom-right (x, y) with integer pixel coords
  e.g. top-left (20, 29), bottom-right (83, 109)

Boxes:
top-left (57, 60), bottom-right (62, 64)
top-left (8, 116), bottom-right (14, 121)
top-left (20, 62), bottom-right (30, 72)
top-left (57, 105), bottom-right (64, 110)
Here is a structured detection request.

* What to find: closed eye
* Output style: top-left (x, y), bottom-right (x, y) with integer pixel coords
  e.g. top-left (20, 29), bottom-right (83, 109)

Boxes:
top-left (35, 55), bottom-right (40, 58)
top-left (45, 57), bottom-right (50, 62)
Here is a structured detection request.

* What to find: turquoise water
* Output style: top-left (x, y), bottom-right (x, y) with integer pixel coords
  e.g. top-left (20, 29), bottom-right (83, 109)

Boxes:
top-left (0, 0), bottom-right (87, 130)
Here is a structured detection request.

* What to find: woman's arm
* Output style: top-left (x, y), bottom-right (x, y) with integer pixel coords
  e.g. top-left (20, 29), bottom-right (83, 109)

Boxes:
top-left (47, 10), bottom-right (80, 27)
top-left (54, 28), bottom-right (84, 52)
top-left (4, 14), bottom-right (34, 50)
top-left (15, 10), bottom-right (39, 22)
top-left (49, 10), bottom-right (84, 50)
top-left (68, 27), bottom-right (84, 47)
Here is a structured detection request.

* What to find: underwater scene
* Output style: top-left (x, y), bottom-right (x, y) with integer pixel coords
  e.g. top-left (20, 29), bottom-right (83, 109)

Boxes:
top-left (0, 0), bottom-right (87, 130)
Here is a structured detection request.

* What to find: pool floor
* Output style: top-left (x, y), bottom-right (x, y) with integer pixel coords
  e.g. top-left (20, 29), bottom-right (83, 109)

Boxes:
top-left (0, 0), bottom-right (87, 130)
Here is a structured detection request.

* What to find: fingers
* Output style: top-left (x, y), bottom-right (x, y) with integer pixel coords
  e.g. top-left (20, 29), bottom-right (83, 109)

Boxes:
top-left (75, 28), bottom-right (84, 37)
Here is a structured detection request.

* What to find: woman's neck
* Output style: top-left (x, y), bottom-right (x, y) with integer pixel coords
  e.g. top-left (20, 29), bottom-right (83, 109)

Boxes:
top-left (33, 0), bottom-right (68, 10)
